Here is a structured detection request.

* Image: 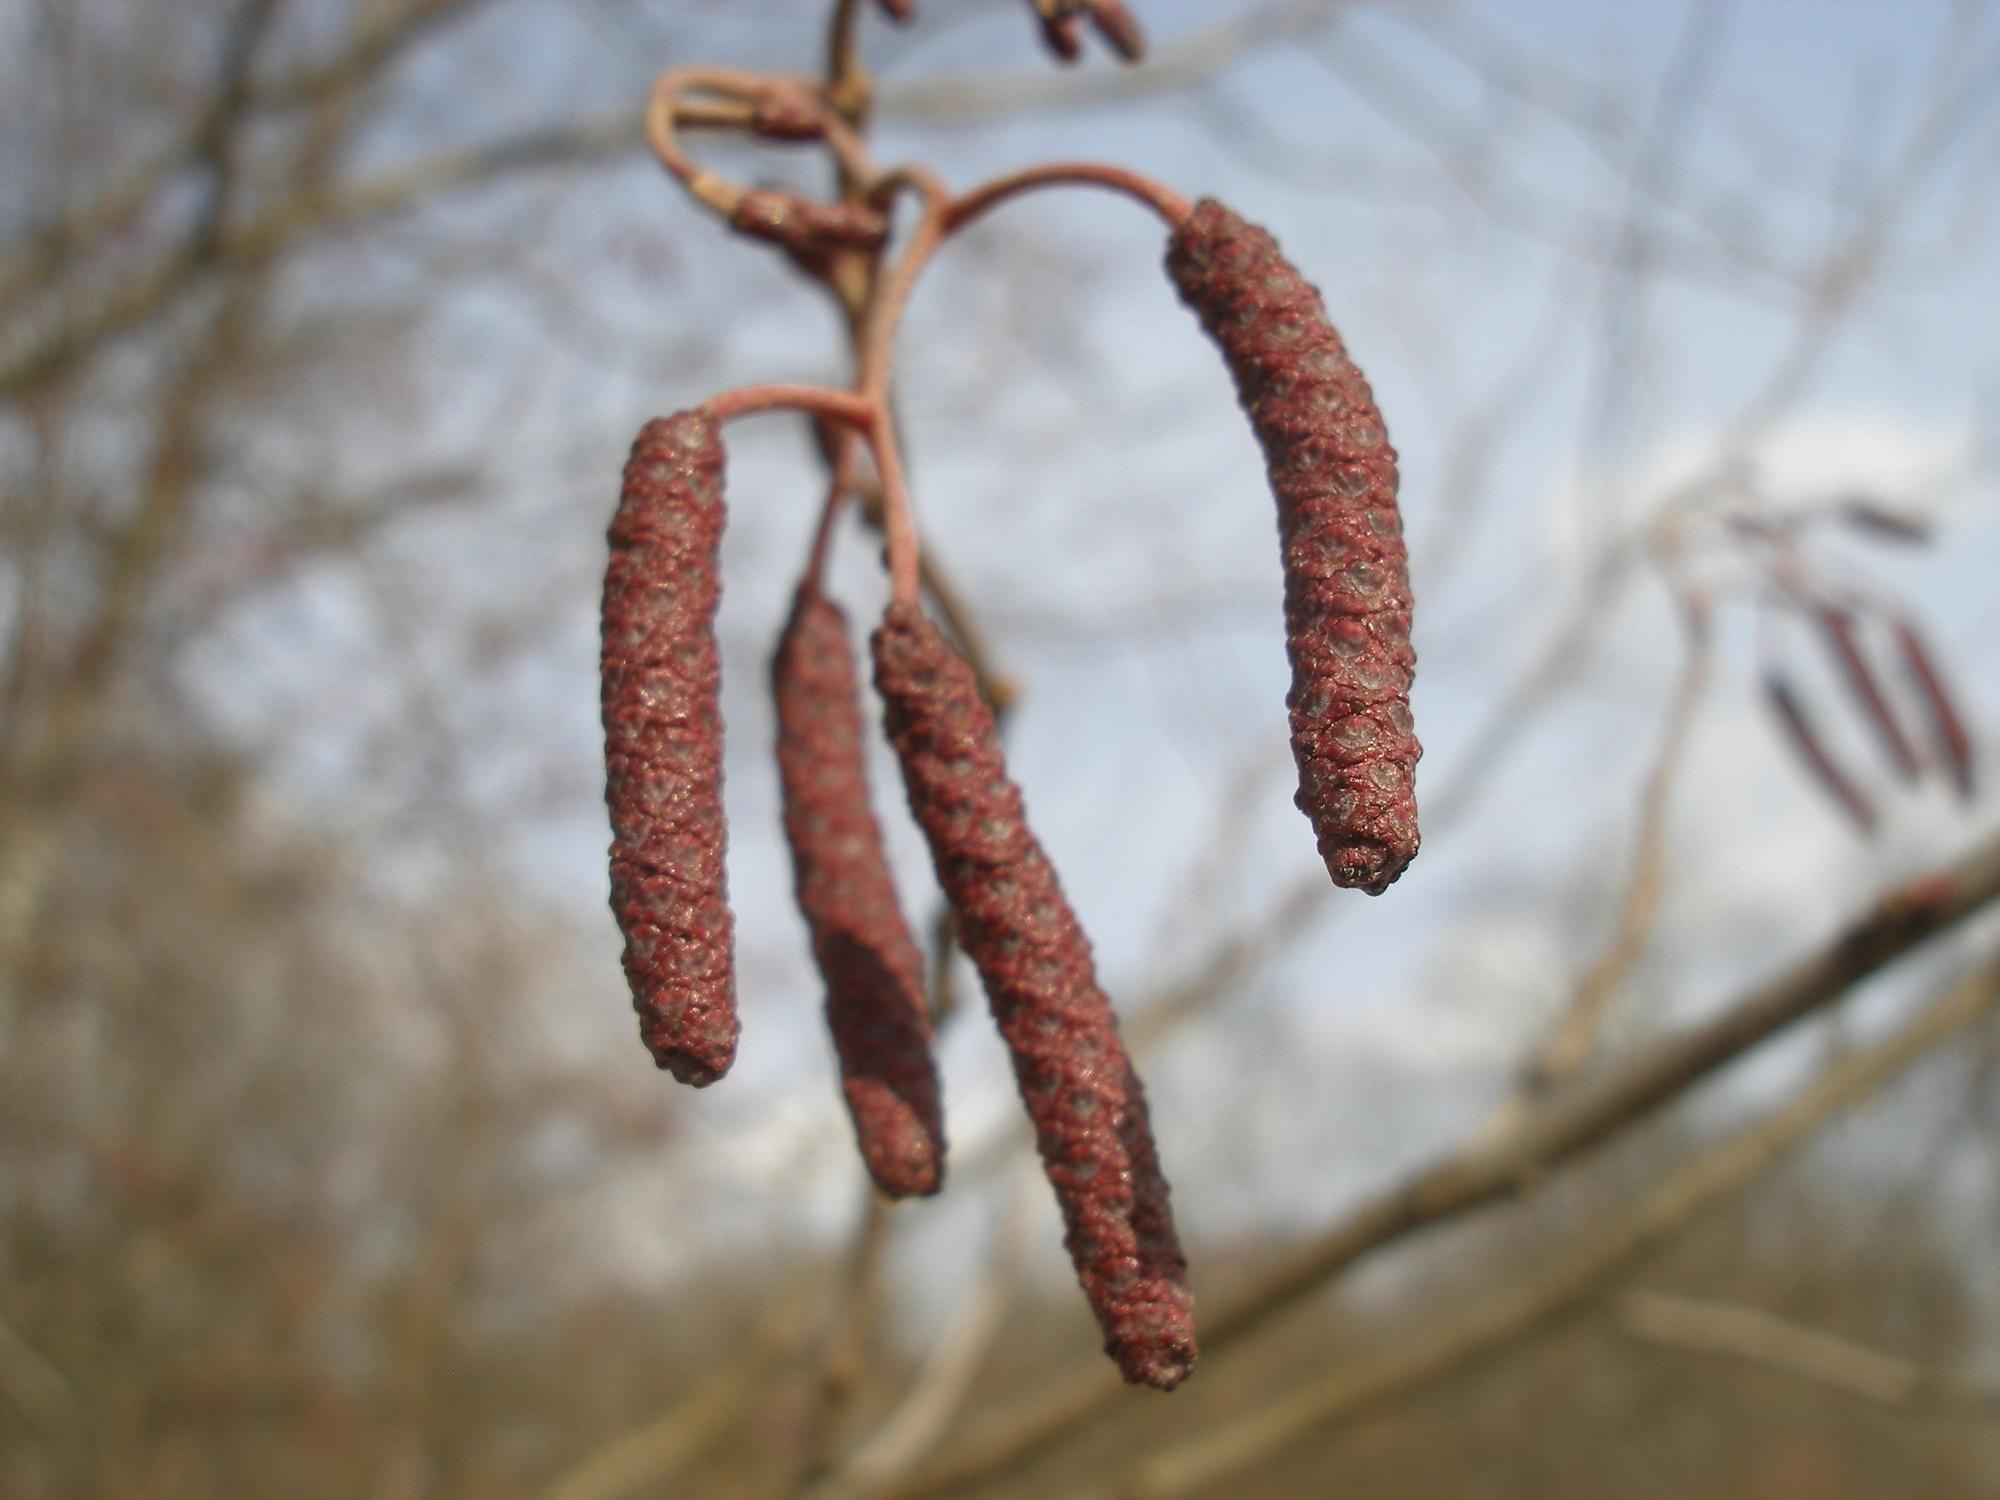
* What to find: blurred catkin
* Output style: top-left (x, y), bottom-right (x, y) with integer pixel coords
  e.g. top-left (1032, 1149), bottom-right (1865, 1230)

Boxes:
top-left (773, 585), bottom-right (946, 1198)
top-left (872, 601), bottom-right (1194, 1389)
top-left (1893, 618), bottom-right (1976, 800)
top-left (1763, 672), bottom-right (1878, 832)
top-left (601, 411), bottom-right (738, 1085)
top-left (1168, 197), bottom-right (1420, 895)
top-left (1816, 607), bottom-right (1921, 780)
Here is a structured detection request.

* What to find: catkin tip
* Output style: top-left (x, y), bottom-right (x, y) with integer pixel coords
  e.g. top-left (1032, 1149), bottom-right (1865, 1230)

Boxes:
top-left (650, 1041), bottom-right (733, 1089)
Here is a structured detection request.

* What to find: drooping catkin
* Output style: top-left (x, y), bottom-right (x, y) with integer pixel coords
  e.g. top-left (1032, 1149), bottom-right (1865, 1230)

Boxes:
top-left (773, 585), bottom-right (946, 1198)
top-left (601, 410), bottom-right (738, 1086)
top-left (1892, 618), bottom-right (1975, 800)
top-left (872, 602), bottom-right (1194, 1390)
top-left (1167, 197), bottom-right (1420, 895)
top-left (1763, 672), bottom-right (1877, 832)
top-left (1815, 607), bottom-right (1920, 780)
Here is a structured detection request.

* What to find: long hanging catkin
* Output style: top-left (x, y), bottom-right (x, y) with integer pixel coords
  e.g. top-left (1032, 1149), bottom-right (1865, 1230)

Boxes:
top-left (872, 601), bottom-right (1194, 1390)
top-left (601, 410), bottom-right (738, 1086)
top-left (773, 585), bottom-right (946, 1198)
top-left (1167, 198), bottom-right (1420, 895)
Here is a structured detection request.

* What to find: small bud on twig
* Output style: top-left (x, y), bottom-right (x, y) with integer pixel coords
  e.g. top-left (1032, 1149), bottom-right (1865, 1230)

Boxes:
top-left (749, 88), bottom-right (827, 143)
top-left (730, 190), bottom-right (889, 258)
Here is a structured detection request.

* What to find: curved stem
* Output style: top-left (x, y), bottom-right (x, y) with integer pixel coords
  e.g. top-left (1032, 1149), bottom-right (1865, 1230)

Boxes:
top-left (857, 170), bottom-right (951, 399)
top-left (826, 0), bottom-right (873, 120)
top-left (645, 68), bottom-right (760, 216)
top-left (869, 419), bottom-right (923, 606)
top-left (804, 434), bottom-right (858, 594)
top-left (704, 383), bottom-right (875, 429)
top-left (646, 67), bottom-right (885, 222)
top-left (852, 171), bottom-right (952, 605)
top-left (945, 161), bottom-right (1190, 235)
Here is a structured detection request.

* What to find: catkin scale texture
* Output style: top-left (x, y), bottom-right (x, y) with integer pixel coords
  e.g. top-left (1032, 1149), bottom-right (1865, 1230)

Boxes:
top-left (872, 603), bottom-right (1194, 1390)
top-left (601, 411), bottom-right (738, 1086)
top-left (773, 587), bottom-right (946, 1198)
top-left (1167, 198), bottom-right (1421, 894)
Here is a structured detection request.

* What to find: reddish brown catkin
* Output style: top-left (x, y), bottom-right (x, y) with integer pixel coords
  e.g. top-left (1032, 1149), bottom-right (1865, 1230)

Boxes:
top-left (773, 586), bottom-right (946, 1198)
top-left (1167, 198), bottom-right (1420, 895)
top-left (1816, 607), bottom-right (1920, 780)
top-left (601, 410), bottom-right (738, 1086)
top-left (872, 602), bottom-right (1194, 1390)
top-left (1892, 618), bottom-right (1976, 800)
top-left (1763, 673), bottom-right (1877, 833)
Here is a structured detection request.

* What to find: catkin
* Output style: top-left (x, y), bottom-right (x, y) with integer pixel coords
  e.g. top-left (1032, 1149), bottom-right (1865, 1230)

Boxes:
top-left (872, 602), bottom-right (1194, 1390)
top-left (773, 586), bottom-right (946, 1198)
top-left (1167, 198), bottom-right (1420, 895)
top-left (601, 410), bottom-right (738, 1086)
top-left (1893, 619), bottom-right (1975, 800)
top-left (1816, 608), bottom-right (1919, 780)
top-left (1763, 672), bottom-right (1877, 832)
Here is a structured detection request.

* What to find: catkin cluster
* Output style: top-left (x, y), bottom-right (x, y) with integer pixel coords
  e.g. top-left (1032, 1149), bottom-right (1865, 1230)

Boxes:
top-left (599, 192), bottom-right (1421, 1392)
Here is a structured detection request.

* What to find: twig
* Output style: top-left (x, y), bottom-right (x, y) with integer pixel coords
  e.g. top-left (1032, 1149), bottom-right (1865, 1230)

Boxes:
top-left (0, 0), bottom-right (495, 316)
top-left (1488, 592), bottom-right (1713, 1130)
top-left (793, 1196), bottom-right (893, 1491)
top-left (1616, 1288), bottom-right (2000, 1415)
top-left (537, 1280), bottom-right (822, 1500)
top-left (812, 1181), bottom-right (1038, 1498)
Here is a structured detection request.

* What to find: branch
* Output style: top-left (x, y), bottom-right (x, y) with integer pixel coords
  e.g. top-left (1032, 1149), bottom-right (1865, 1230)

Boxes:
top-left (1114, 956), bottom-right (2000, 1498)
top-left (0, 112), bottom-right (642, 397)
top-left (812, 1183), bottom-right (1037, 1497)
top-left (874, 829), bottom-right (2000, 1498)
top-left (1488, 593), bottom-right (1713, 1129)
top-left (1616, 1289), bottom-right (2000, 1414)
top-left (0, 0), bottom-right (495, 316)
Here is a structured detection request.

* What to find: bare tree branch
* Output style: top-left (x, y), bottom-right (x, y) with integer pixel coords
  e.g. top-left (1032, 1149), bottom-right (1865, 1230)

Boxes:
top-left (874, 829), bottom-right (2000, 1498)
top-left (1112, 956), bottom-right (2000, 1499)
top-left (1616, 1288), bottom-right (2000, 1415)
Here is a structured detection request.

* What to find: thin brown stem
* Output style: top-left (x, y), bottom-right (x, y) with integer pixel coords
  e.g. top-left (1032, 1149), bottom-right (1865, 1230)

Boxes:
top-left (704, 384), bottom-right (876, 429)
top-left (945, 161), bottom-right (1190, 234)
top-left (851, 172), bottom-right (952, 604)
top-left (1495, 591), bottom-right (1714, 1124)
top-left (804, 441), bottom-right (859, 594)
